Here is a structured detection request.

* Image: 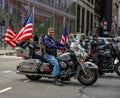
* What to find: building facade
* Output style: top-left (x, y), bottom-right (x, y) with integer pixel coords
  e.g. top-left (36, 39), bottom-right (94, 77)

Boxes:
top-left (1, 0), bottom-right (120, 38)
top-left (112, 0), bottom-right (119, 36)
top-left (95, 0), bottom-right (120, 37)
top-left (4, 0), bottom-right (77, 38)
top-left (76, 0), bottom-right (95, 36)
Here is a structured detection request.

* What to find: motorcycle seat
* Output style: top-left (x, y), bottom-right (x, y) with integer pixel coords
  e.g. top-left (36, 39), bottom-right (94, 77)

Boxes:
top-left (33, 54), bottom-right (48, 62)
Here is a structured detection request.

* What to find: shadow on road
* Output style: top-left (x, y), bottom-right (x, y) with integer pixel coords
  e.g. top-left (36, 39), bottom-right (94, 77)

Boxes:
top-left (28, 78), bottom-right (84, 87)
top-left (99, 74), bottom-right (120, 79)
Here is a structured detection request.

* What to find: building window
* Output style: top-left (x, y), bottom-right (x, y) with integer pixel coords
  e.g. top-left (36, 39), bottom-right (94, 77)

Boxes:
top-left (87, 0), bottom-right (94, 5)
top-left (90, 13), bottom-right (93, 34)
top-left (87, 0), bottom-right (90, 3)
top-left (81, 7), bottom-right (85, 33)
top-left (77, 4), bottom-right (81, 32)
top-left (86, 10), bottom-right (90, 35)
top-left (91, 0), bottom-right (94, 5)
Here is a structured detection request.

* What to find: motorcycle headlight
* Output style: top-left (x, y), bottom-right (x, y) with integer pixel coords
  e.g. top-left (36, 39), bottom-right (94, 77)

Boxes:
top-left (75, 52), bottom-right (84, 60)
top-left (75, 51), bottom-right (87, 60)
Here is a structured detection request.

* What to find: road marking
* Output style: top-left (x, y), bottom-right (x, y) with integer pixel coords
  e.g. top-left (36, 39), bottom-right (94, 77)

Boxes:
top-left (24, 80), bottom-right (30, 83)
top-left (0, 87), bottom-right (12, 93)
top-left (3, 70), bottom-right (12, 73)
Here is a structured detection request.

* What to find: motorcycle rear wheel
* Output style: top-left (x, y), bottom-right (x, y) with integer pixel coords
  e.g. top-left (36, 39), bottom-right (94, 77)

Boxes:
top-left (78, 69), bottom-right (98, 86)
top-left (26, 75), bottom-right (42, 81)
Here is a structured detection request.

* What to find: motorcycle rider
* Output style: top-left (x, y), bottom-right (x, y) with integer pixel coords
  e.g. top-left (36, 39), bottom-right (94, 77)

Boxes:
top-left (43, 27), bottom-right (65, 86)
top-left (89, 34), bottom-right (110, 75)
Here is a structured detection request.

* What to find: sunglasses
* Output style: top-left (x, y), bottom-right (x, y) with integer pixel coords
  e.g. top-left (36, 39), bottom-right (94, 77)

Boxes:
top-left (49, 32), bottom-right (54, 33)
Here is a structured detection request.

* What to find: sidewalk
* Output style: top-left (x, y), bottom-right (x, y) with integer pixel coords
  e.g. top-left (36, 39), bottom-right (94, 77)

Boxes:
top-left (0, 55), bottom-right (22, 59)
top-left (0, 50), bottom-right (15, 55)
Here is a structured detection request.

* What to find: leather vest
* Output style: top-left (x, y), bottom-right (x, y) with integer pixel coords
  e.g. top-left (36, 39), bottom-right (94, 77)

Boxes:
top-left (44, 36), bottom-right (57, 56)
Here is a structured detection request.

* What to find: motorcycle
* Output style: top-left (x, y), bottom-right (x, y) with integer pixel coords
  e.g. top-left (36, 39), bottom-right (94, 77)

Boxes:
top-left (87, 43), bottom-right (120, 76)
top-left (15, 41), bottom-right (98, 86)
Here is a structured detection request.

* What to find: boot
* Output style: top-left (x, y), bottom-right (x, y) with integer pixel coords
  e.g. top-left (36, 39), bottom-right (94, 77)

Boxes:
top-left (54, 77), bottom-right (63, 86)
top-left (61, 77), bottom-right (71, 81)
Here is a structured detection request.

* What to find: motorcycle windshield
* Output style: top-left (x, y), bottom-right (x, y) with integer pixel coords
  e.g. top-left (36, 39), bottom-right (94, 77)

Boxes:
top-left (70, 42), bottom-right (85, 52)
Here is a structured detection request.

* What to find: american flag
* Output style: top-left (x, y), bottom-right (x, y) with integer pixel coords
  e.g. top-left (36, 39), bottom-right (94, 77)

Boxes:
top-left (4, 26), bottom-right (18, 47)
top-left (61, 23), bottom-right (69, 45)
top-left (13, 10), bottom-right (33, 43)
top-left (60, 23), bottom-right (69, 53)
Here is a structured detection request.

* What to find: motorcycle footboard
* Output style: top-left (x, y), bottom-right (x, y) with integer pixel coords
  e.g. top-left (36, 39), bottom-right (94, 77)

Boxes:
top-left (16, 71), bottom-right (54, 78)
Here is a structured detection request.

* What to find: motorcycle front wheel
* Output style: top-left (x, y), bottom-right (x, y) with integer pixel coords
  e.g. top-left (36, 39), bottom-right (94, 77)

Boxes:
top-left (26, 75), bottom-right (42, 81)
top-left (78, 69), bottom-right (98, 86)
top-left (115, 63), bottom-right (120, 76)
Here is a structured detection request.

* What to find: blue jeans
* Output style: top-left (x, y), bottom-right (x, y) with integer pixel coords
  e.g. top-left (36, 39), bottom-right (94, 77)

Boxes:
top-left (44, 53), bottom-right (60, 77)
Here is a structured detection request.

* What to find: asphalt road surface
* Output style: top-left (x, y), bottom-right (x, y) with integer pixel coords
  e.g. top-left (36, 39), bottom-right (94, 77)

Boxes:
top-left (0, 55), bottom-right (120, 98)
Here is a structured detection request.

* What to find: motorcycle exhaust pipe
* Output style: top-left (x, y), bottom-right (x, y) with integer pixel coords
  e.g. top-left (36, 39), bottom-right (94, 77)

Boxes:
top-left (16, 71), bottom-right (54, 78)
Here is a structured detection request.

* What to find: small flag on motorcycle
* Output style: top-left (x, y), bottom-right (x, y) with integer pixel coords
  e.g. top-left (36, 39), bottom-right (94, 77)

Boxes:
top-left (60, 17), bottom-right (69, 53)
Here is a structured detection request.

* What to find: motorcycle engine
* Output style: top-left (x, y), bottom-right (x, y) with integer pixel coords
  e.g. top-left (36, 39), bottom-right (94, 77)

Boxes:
top-left (102, 58), bottom-right (114, 67)
top-left (59, 61), bottom-right (74, 69)
top-left (59, 61), bottom-right (67, 69)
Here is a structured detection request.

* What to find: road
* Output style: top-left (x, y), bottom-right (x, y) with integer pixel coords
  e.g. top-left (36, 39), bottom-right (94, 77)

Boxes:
top-left (0, 55), bottom-right (120, 98)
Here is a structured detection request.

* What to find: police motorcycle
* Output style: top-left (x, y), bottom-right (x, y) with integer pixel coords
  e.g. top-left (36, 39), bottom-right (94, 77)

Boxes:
top-left (15, 40), bottom-right (98, 86)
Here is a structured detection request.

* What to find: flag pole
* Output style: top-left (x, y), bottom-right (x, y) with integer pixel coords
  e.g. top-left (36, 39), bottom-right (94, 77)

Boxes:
top-left (32, 7), bottom-right (35, 36)
top-left (63, 17), bottom-right (66, 25)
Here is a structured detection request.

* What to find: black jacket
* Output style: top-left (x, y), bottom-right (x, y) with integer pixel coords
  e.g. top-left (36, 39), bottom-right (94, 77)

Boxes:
top-left (90, 40), bottom-right (105, 54)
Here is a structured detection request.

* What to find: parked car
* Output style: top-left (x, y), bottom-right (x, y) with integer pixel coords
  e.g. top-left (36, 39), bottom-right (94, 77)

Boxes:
top-left (86, 36), bottom-right (112, 43)
top-left (112, 36), bottom-right (120, 50)
top-left (113, 36), bottom-right (120, 42)
top-left (86, 36), bottom-right (113, 50)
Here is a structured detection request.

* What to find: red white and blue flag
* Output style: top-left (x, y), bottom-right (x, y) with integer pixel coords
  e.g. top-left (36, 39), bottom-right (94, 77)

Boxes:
top-left (4, 10), bottom-right (33, 47)
top-left (13, 10), bottom-right (33, 43)
top-left (4, 26), bottom-right (18, 47)
top-left (61, 24), bottom-right (69, 45)
top-left (60, 23), bottom-right (69, 53)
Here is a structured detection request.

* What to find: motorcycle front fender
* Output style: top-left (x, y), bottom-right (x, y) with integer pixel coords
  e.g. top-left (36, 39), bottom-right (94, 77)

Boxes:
top-left (75, 62), bottom-right (98, 79)
top-left (75, 65), bottom-right (81, 79)
top-left (84, 62), bottom-right (98, 69)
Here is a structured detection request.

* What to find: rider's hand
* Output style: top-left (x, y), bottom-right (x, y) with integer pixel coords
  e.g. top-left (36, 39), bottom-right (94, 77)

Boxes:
top-left (29, 38), bottom-right (34, 43)
top-left (64, 43), bottom-right (68, 46)
top-left (105, 42), bottom-right (110, 46)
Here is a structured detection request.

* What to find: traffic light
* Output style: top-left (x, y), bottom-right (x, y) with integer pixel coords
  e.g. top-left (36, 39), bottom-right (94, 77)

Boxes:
top-left (0, 20), bottom-right (5, 26)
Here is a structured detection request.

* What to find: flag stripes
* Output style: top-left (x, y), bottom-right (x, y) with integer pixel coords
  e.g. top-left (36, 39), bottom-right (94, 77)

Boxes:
top-left (60, 23), bottom-right (69, 53)
top-left (4, 26), bottom-right (16, 47)
top-left (4, 10), bottom-right (33, 48)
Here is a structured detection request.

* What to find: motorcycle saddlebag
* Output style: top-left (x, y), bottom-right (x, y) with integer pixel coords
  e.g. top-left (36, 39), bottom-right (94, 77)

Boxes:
top-left (18, 59), bottom-right (41, 73)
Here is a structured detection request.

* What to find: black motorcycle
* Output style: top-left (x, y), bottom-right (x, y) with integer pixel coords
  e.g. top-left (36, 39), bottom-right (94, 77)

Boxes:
top-left (87, 43), bottom-right (120, 76)
top-left (15, 41), bottom-right (98, 86)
